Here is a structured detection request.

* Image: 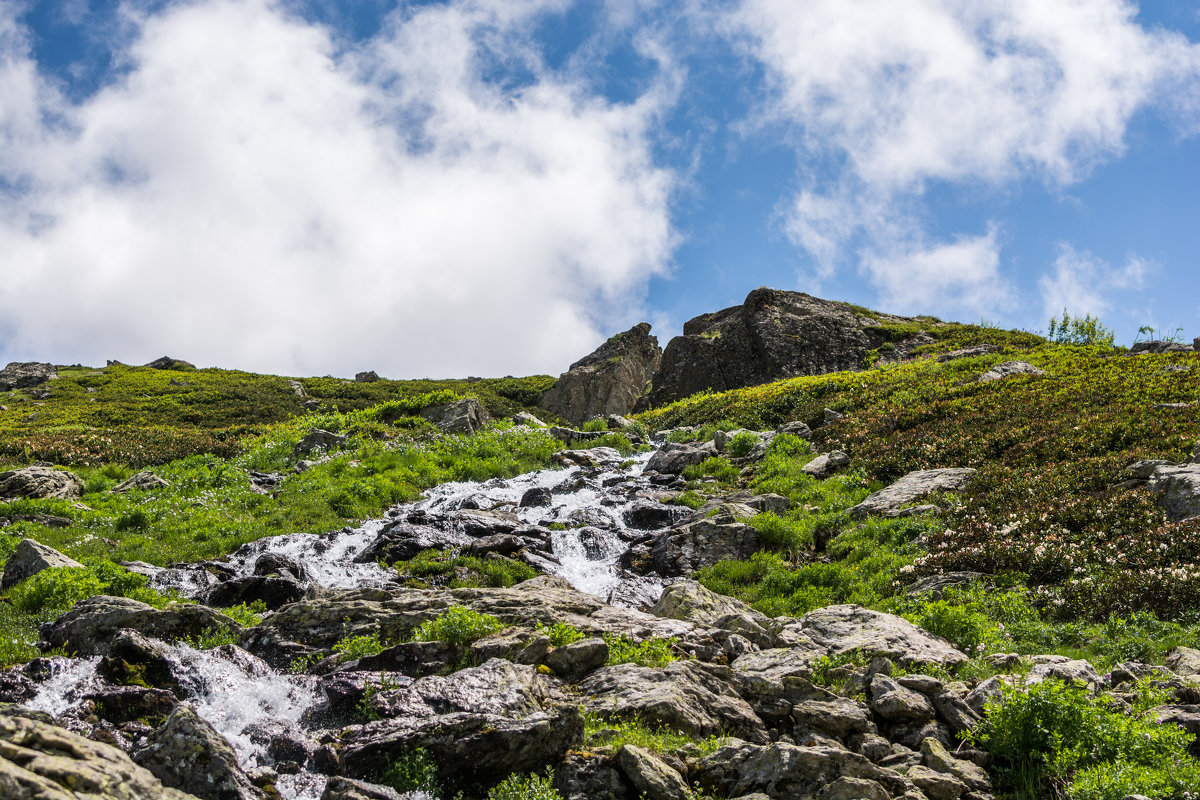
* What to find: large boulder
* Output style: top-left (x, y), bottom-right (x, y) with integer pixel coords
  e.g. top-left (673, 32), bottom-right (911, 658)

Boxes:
top-left (693, 741), bottom-right (905, 799)
top-left (650, 518), bottom-right (761, 576)
top-left (1147, 463), bottom-right (1200, 521)
top-left (111, 471), bottom-right (170, 493)
top-left (133, 704), bottom-right (265, 800)
top-left (40, 595), bottom-right (242, 657)
top-left (0, 704), bottom-right (200, 800)
top-left (847, 468), bottom-right (975, 517)
top-left (539, 322), bottom-right (662, 426)
top-left (0, 362), bottom-right (56, 391)
top-left (0, 466), bottom-right (85, 502)
top-left (363, 658), bottom-right (552, 720)
top-left (419, 398), bottom-right (491, 434)
top-left (1, 539), bottom-right (83, 590)
top-left (799, 605), bottom-right (968, 668)
top-left (636, 289), bottom-right (921, 411)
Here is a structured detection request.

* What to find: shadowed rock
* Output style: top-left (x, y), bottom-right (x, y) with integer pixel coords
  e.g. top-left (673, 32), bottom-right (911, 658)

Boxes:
top-left (540, 322), bottom-right (662, 427)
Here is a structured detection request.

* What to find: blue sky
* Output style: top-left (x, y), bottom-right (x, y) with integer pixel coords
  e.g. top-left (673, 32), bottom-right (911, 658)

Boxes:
top-left (1, 0), bottom-right (1197, 377)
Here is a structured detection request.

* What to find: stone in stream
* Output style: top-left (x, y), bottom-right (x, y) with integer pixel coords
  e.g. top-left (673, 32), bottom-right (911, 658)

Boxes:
top-left (650, 517), bottom-right (761, 576)
top-left (0, 465), bottom-right (85, 502)
top-left (1, 538), bottom-right (83, 590)
top-left (363, 658), bottom-right (554, 720)
top-left (133, 704), bottom-right (267, 800)
top-left (0, 703), bottom-right (201, 800)
top-left (40, 595), bottom-right (243, 657)
top-left (353, 522), bottom-right (471, 565)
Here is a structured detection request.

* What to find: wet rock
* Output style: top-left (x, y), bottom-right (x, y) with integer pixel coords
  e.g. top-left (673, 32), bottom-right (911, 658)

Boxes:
top-left (652, 581), bottom-right (774, 647)
top-left (88, 684), bottom-right (181, 727)
top-left (616, 744), bottom-right (691, 800)
top-left (294, 430), bottom-right (348, 457)
top-left (553, 446), bottom-right (624, 468)
top-left (624, 500), bottom-right (683, 529)
top-left (871, 673), bottom-right (936, 722)
top-left (544, 638), bottom-right (608, 680)
top-left (133, 704), bottom-right (266, 800)
top-left (465, 533), bottom-right (526, 556)
top-left (580, 660), bottom-right (769, 743)
top-left (339, 706), bottom-right (584, 795)
top-left (320, 777), bottom-right (405, 800)
top-left (799, 605), bottom-right (968, 668)
top-left (98, 630), bottom-right (185, 695)
top-left (318, 671), bottom-right (414, 716)
top-left (41, 595), bottom-right (242, 657)
top-left (419, 398), bottom-right (491, 434)
top-left (0, 703), bottom-right (200, 799)
top-left (0, 466), bottom-right (85, 502)
top-left (366, 658), bottom-right (551, 720)
top-left (111, 471), bottom-right (170, 493)
top-left (0, 668), bottom-right (36, 704)
top-left (539, 322), bottom-right (662, 427)
top-left (355, 522), bottom-right (471, 565)
top-left (520, 487), bottom-right (553, 507)
top-left (1, 538), bottom-right (84, 590)
top-left (246, 471), bottom-right (283, 494)
top-left (564, 507), bottom-right (618, 530)
top-left (847, 469), bottom-right (975, 517)
top-left (1146, 463), bottom-right (1200, 522)
top-left (979, 361), bottom-right (1045, 382)
top-left (651, 519), bottom-right (760, 576)
top-left (252, 552), bottom-right (308, 582)
top-left (351, 641), bottom-right (456, 679)
top-left (801, 450), bottom-right (850, 479)
top-left (207, 575), bottom-right (305, 610)
top-left (693, 741), bottom-right (903, 799)
top-left (555, 751), bottom-right (635, 800)
top-left (645, 442), bottom-right (718, 475)
top-left (0, 361), bottom-right (56, 390)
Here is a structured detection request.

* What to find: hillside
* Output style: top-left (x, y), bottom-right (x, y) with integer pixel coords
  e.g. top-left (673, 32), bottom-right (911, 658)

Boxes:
top-left (2, 307), bottom-right (1200, 800)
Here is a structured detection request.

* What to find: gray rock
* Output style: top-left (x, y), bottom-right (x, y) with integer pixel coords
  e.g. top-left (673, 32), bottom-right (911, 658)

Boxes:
top-left (0, 465), bottom-right (85, 502)
top-left (338, 706), bottom-right (584, 796)
top-left (555, 751), bottom-right (635, 800)
top-left (144, 356), bottom-right (196, 370)
top-left (933, 690), bottom-right (982, 735)
top-left (112, 470), bottom-right (170, 493)
top-left (293, 429), bottom-right (347, 457)
top-left (419, 398), bottom-right (491, 434)
top-left (800, 605), bottom-right (967, 668)
top-left (1026, 657), bottom-right (1101, 688)
top-left (540, 323), bottom-right (661, 426)
top-left (776, 421), bottom-right (813, 439)
top-left (355, 522), bottom-right (471, 565)
top-left (1147, 463), bottom-right (1200, 521)
top-left (354, 371), bottom-right (379, 383)
top-left (624, 500), bottom-right (683, 530)
top-left (40, 595), bottom-right (242, 657)
top-left (616, 744), bottom-right (691, 800)
top-left (820, 776), bottom-right (891, 800)
top-left (320, 777), bottom-right (404, 800)
top-left (802, 450), bottom-right (851, 478)
top-left (580, 660), bottom-right (769, 743)
top-left (921, 738), bottom-right (991, 792)
top-left (637, 289), bottom-right (926, 411)
top-left (1167, 647), bottom-right (1200, 679)
top-left (650, 519), bottom-right (761, 576)
top-left (1130, 341), bottom-right (1193, 355)
top-left (286, 380), bottom-right (306, 397)
top-left (1, 539), bottom-right (83, 590)
top-left (544, 638), bottom-right (608, 680)
top-left (511, 411), bottom-right (545, 426)
top-left (847, 468), bottom-right (975, 517)
top-left (937, 344), bottom-right (999, 362)
top-left (652, 581), bottom-right (775, 647)
top-left (965, 676), bottom-right (1012, 716)
top-left (553, 446), bottom-right (624, 468)
top-left (906, 765), bottom-right (969, 800)
top-left (693, 741), bottom-right (905, 799)
top-left (0, 361), bottom-right (56, 391)
top-left (0, 704), bottom-right (200, 799)
top-left (979, 361), bottom-right (1045, 382)
top-left (871, 673), bottom-right (936, 722)
top-left (793, 697), bottom-right (875, 738)
top-left (646, 441), bottom-right (718, 475)
top-left (1153, 705), bottom-right (1200, 755)
top-left (133, 704), bottom-right (265, 800)
top-left (366, 658), bottom-right (551, 720)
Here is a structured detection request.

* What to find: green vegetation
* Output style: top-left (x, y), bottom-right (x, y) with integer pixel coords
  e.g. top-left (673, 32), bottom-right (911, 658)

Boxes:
top-left (1047, 309), bottom-right (1117, 347)
top-left (536, 621), bottom-right (586, 647)
top-left (378, 748), bottom-right (439, 795)
top-left (411, 605), bottom-right (504, 648)
top-left (392, 549), bottom-right (538, 589)
top-left (334, 631), bottom-right (387, 662)
top-left (972, 678), bottom-right (1200, 800)
top-left (603, 633), bottom-right (678, 668)
top-left (582, 711), bottom-right (727, 756)
top-left (486, 771), bottom-right (561, 800)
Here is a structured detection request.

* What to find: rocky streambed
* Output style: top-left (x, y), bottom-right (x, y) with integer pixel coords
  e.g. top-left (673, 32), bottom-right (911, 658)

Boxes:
top-left (5, 433), bottom-right (1200, 800)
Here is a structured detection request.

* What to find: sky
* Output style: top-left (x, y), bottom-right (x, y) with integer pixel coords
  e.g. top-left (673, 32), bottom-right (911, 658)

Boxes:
top-left (1, 0), bottom-right (1198, 378)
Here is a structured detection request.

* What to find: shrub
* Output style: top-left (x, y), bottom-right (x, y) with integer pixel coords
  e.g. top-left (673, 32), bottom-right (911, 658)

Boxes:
top-left (581, 418), bottom-right (608, 432)
top-left (378, 748), bottom-right (438, 795)
top-left (603, 633), bottom-right (677, 668)
top-left (1048, 309), bottom-right (1117, 347)
top-left (7, 561), bottom-right (167, 614)
top-left (488, 770), bottom-right (561, 800)
top-left (222, 600), bottom-right (266, 628)
top-left (748, 512), bottom-right (810, 551)
top-left (411, 606), bottom-right (504, 648)
top-left (726, 430), bottom-right (760, 458)
top-left (682, 457), bottom-right (740, 485)
top-left (334, 631), bottom-right (386, 662)
top-left (537, 621), bottom-right (585, 647)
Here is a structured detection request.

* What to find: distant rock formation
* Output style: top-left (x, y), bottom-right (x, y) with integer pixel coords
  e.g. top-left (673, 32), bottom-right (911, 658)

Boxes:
top-left (636, 288), bottom-right (920, 411)
top-left (144, 356), bottom-right (196, 370)
top-left (0, 361), bottom-right (56, 391)
top-left (539, 323), bottom-right (661, 426)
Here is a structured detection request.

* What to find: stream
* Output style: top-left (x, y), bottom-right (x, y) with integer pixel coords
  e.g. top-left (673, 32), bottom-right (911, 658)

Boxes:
top-left (25, 445), bottom-right (684, 800)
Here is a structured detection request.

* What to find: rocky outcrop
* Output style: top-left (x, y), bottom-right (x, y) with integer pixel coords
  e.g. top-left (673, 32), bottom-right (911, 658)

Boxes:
top-left (539, 323), bottom-right (662, 426)
top-left (144, 356), bottom-right (196, 370)
top-left (0, 466), bottom-right (85, 502)
top-left (418, 398), bottom-right (491, 434)
top-left (799, 605), bottom-right (968, 668)
top-left (133, 705), bottom-right (266, 800)
top-left (112, 471), bottom-right (170, 493)
top-left (0, 362), bottom-right (56, 391)
top-left (636, 289), bottom-right (920, 411)
top-left (847, 468), bottom-right (975, 517)
top-left (0, 704), bottom-right (201, 800)
top-left (645, 441), bottom-right (717, 475)
top-left (293, 429), bottom-right (347, 457)
top-left (1, 539), bottom-right (83, 590)
top-left (1147, 462), bottom-right (1200, 521)
top-left (40, 595), bottom-right (242, 657)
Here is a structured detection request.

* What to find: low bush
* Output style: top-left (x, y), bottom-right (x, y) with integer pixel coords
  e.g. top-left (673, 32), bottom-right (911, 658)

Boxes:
top-left (334, 631), bottom-right (386, 662)
top-left (411, 606), bottom-right (504, 648)
top-left (603, 633), bottom-right (678, 668)
top-left (536, 621), bottom-right (585, 647)
top-left (6, 562), bottom-right (168, 614)
top-left (487, 770), bottom-right (561, 800)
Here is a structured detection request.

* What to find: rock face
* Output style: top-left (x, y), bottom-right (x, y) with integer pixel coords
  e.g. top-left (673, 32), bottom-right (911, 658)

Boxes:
top-left (1147, 463), bottom-right (1200, 521)
top-left (0, 704), bottom-right (201, 800)
top-left (1, 539), bottom-right (83, 590)
top-left (847, 468), bottom-right (975, 517)
top-left (800, 605), bottom-right (968, 667)
top-left (418, 398), bottom-right (491, 434)
top-left (0, 466), bottom-right (85, 502)
top-left (539, 322), bottom-right (662, 426)
top-left (636, 289), bottom-right (919, 411)
top-left (0, 361), bottom-right (56, 391)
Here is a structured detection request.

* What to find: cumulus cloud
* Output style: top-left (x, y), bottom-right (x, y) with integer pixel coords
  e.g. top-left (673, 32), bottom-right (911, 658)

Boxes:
top-left (732, 0), bottom-right (1200, 311)
top-left (0, 0), bottom-right (675, 377)
top-left (1038, 244), bottom-right (1152, 321)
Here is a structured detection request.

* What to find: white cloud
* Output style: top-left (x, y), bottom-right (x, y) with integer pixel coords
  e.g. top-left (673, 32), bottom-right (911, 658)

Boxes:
top-left (0, 0), bottom-right (675, 377)
top-left (1038, 244), bottom-right (1153, 321)
top-left (732, 0), bottom-right (1200, 310)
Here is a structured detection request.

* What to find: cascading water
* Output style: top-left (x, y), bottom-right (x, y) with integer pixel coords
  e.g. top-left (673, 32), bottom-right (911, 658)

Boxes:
top-left (23, 445), bottom-right (680, 800)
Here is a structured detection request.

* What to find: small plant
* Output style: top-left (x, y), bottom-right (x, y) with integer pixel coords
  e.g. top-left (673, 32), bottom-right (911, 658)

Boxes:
top-left (378, 748), bottom-right (439, 795)
top-left (1135, 324), bottom-right (1186, 344)
top-left (1047, 308), bottom-right (1116, 347)
top-left (185, 627), bottom-right (238, 649)
top-left (288, 652), bottom-right (319, 674)
top-left (582, 711), bottom-right (726, 756)
top-left (536, 621), bottom-right (586, 647)
top-left (682, 457), bottom-right (740, 485)
top-left (726, 431), bottom-right (760, 458)
top-left (487, 769), bottom-right (561, 800)
top-left (222, 600), bottom-right (266, 628)
top-left (603, 633), bottom-right (678, 668)
top-left (581, 418), bottom-right (608, 432)
top-left (411, 605), bottom-right (504, 648)
top-left (333, 630), bottom-right (387, 662)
